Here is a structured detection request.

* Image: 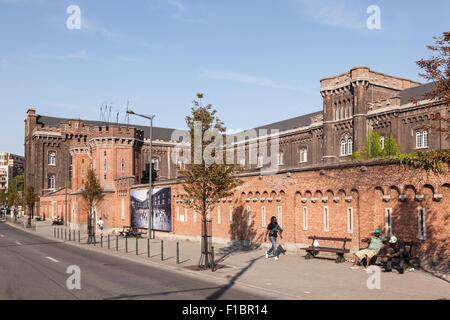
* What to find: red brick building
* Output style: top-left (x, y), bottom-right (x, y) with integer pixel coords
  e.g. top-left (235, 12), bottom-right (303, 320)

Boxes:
top-left (25, 66), bottom-right (449, 270)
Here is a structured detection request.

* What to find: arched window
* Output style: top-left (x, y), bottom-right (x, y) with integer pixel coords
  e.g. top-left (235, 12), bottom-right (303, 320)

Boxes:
top-left (299, 148), bottom-right (307, 163)
top-left (48, 152), bottom-right (56, 166)
top-left (335, 103), bottom-right (338, 120)
top-left (347, 138), bottom-right (353, 155)
top-left (152, 158), bottom-right (159, 171)
top-left (341, 139), bottom-right (347, 156)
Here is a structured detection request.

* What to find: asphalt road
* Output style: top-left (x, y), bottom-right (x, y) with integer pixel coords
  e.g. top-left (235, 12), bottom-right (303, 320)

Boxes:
top-left (0, 221), bottom-right (269, 300)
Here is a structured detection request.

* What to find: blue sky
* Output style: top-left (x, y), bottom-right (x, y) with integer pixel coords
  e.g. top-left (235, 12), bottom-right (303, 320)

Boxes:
top-left (0, 0), bottom-right (449, 155)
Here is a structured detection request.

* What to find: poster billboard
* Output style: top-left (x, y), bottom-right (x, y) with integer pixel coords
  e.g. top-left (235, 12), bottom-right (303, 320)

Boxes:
top-left (130, 187), bottom-right (172, 232)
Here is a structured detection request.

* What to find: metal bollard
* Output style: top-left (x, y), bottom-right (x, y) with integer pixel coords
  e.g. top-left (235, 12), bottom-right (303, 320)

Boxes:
top-left (78, 230), bottom-right (80, 243)
top-left (126, 237), bottom-right (128, 253)
top-left (57, 228), bottom-right (60, 239)
top-left (101, 235), bottom-right (103, 248)
top-left (116, 235), bottom-right (118, 251)
top-left (136, 237), bottom-right (138, 255)
top-left (211, 246), bottom-right (215, 272)
top-left (161, 240), bottom-right (164, 261)
top-left (73, 230), bottom-right (75, 242)
top-left (64, 229), bottom-right (67, 241)
top-left (108, 234), bottom-right (110, 249)
top-left (54, 228), bottom-right (56, 238)
top-left (177, 242), bottom-right (180, 264)
top-left (69, 230), bottom-right (71, 241)
top-left (147, 237), bottom-right (150, 258)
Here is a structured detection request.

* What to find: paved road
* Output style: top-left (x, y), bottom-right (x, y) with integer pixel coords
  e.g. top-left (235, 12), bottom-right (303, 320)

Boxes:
top-left (0, 221), bottom-right (270, 300)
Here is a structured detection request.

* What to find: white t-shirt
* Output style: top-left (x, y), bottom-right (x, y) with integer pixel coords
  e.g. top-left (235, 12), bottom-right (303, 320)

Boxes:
top-left (97, 220), bottom-right (104, 228)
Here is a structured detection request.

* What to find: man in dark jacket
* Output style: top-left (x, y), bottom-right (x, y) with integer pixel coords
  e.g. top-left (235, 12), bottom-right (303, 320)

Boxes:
top-left (383, 236), bottom-right (406, 274)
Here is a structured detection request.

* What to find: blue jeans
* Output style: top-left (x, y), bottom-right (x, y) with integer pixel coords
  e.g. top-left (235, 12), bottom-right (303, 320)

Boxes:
top-left (267, 236), bottom-right (278, 257)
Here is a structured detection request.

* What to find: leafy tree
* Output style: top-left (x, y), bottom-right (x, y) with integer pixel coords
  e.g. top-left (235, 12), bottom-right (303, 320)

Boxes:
top-left (7, 174), bottom-right (24, 209)
top-left (414, 32), bottom-right (449, 138)
top-left (180, 93), bottom-right (243, 269)
top-left (0, 189), bottom-right (6, 207)
top-left (24, 185), bottom-right (38, 226)
top-left (81, 169), bottom-right (104, 244)
top-left (350, 131), bottom-right (400, 160)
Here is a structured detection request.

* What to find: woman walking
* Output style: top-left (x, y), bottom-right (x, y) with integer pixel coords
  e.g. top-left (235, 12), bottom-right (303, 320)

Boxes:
top-left (264, 216), bottom-right (283, 261)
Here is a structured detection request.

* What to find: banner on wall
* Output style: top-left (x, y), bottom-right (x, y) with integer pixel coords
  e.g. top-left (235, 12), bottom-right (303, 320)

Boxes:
top-left (130, 187), bottom-right (172, 232)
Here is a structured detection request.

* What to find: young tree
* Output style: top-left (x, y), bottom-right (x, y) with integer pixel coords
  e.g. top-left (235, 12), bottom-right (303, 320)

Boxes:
top-left (0, 189), bottom-right (7, 207)
top-left (415, 31), bottom-right (449, 138)
top-left (81, 169), bottom-right (104, 244)
top-left (24, 185), bottom-right (38, 227)
top-left (180, 94), bottom-right (243, 269)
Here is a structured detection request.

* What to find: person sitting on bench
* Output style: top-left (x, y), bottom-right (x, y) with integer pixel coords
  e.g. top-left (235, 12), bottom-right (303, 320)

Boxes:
top-left (351, 229), bottom-right (386, 270)
top-left (383, 236), bottom-right (406, 274)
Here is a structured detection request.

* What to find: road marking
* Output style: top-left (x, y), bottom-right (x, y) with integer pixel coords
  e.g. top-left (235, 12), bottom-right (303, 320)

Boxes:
top-left (46, 257), bottom-right (59, 263)
top-left (16, 242), bottom-right (22, 245)
top-left (0, 234), bottom-right (4, 238)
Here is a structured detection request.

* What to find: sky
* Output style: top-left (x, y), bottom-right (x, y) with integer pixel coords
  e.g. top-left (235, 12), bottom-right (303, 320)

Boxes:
top-left (0, 0), bottom-right (449, 156)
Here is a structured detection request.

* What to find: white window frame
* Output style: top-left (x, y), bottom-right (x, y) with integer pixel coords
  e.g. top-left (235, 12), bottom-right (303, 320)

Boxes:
top-left (48, 175), bottom-right (56, 189)
top-left (81, 164), bottom-right (85, 178)
top-left (347, 138), bottom-right (353, 155)
top-left (324, 206), bottom-right (329, 232)
top-left (176, 206), bottom-right (180, 221)
top-left (418, 207), bottom-right (426, 240)
top-left (194, 209), bottom-right (197, 223)
top-left (261, 206), bottom-right (266, 227)
top-left (277, 151), bottom-right (284, 165)
top-left (299, 148), bottom-right (307, 163)
top-left (247, 206), bottom-right (251, 226)
top-left (341, 139), bottom-right (347, 156)
top-left (380, 136), bottom-right (385, 150)
top-left (302, 207), bottom-right (308, 231)
top-left (48, 151), bottom-right (56, 166)
top-left (121, 198), bottom-right (125, 220)
top-left (257, 154), bottom-right (263, 168)
top-left (385, 208), bottom-right (392, 237)
top-left (416, 131), bottom-right (423, 148)
top-left (347, 207), bottom-right (353, 234)
top-left (152, 158), bottom-right (159, 171)
top-left (423, 130), bottom-right (429, 148)
top-left (185, 207), bottom-right (188, 223)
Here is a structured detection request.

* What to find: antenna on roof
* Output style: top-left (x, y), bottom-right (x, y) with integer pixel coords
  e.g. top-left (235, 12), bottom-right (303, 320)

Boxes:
top-left (125, 99), bottom-right (130, 130)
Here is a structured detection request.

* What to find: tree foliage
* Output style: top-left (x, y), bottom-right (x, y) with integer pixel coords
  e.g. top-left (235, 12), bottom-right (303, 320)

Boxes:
top-left (181, 94), bottom-right (243, 219)
top-left (414, 31), bottom-right (449, 135)
top-left (23, 185), bottom-right (38, 211)
top-left (81, 169), bottom-right (104, 242)
top-left (350, 131), bottom-right (400, 160)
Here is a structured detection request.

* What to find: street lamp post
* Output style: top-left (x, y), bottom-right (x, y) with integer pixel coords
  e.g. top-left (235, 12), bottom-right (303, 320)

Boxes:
top-left (127, 110), bottom-right (155, 239)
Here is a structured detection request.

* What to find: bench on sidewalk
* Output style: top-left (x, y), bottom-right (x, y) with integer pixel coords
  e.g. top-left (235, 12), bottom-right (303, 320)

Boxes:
top-left (301, 236), bottom-right (352, 263)
top-left (361, 238), bottom-right (419, 268)
top-left (119, 226), bottom-right (148, 238)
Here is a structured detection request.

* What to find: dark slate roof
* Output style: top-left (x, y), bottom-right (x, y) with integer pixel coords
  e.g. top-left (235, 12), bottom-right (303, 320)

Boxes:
top-left (251, 110), bottom-right (323, 133)
top-left (36, 115), bottom-right (178, 141)
top-left (397, 82), bottom-right (437, 105)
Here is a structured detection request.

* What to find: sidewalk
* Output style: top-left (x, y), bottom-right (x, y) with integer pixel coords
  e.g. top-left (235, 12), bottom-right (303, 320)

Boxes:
top-left (6, 218), bottom-right (450, 300)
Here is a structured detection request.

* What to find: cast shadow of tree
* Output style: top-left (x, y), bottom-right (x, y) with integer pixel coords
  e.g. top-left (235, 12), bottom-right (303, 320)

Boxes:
top-left (390, 192), bottom-right (449, 279)
top-left (215, 205), bottom-right (263, 265)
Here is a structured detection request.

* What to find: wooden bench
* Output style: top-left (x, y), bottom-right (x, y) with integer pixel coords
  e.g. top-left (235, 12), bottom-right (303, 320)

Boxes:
top-left (120, 226), bottom-right (148, 238)
top-left (360, 238), bottom-right (419, 269)
top-left (301, 236), bottom-right (352, 263)
top-left (119, 226), bottom-right (132, 237)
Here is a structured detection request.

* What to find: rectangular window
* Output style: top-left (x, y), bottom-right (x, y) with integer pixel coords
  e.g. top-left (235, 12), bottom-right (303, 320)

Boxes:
top-left (185, 207), bottom-right (188, 223)
top-left (194, 209), bottom-right (197, 223)
top-left (104, 157), bottom-right (107, 173)
top-left (217, 206), bottom-right (221, 225)
top-left (423, 131), bottom-right (429, 148)
top-left (302, 207), bottom-right (308, 231)
top-left (261, 206), bottom-right (266, 227)
top-left (81, 165), bottom-right (85, 178)
top-left (324, 206), bottom-right (329, 232)
top-left (385, 208), bottom-right (392, 237)
top-left (121, 158), bottom-right (125, 173)
top-left (418, 207), bottom-right (426, 240)
top-left (300, 148), bottom-right (307, 163)
top-left (380, 136), bottom-right (385, 150)
top-left (229, 206), bottom-right (233, 225)
top-left (121, 198), bottom-right (125, 220)
top-left (247, 206), bottom-right (251, 226)
top-left (278, 206), bottom-right (283, 227)
top-left (176, 206), bottom-right (180, 221)
top-left (347, 207), bottom-right (353, 234)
